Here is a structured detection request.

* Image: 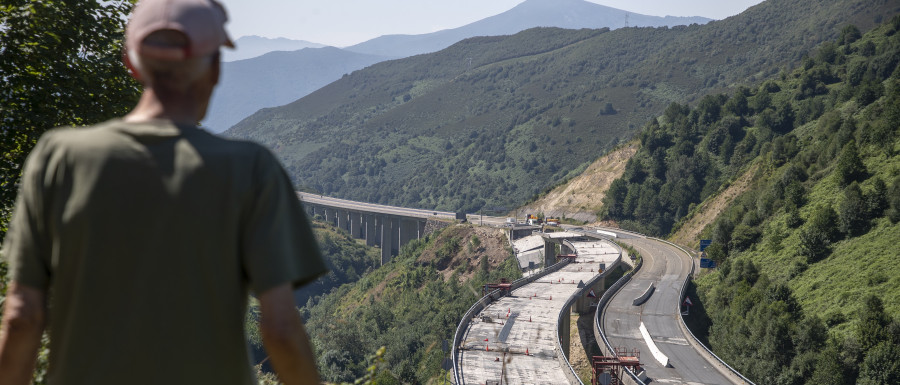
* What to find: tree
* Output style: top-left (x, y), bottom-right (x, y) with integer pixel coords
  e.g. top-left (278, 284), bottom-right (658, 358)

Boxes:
top-left (0, 0), bottom-right (140, 241)
top-left (858, 342), bottom-right (900, 385)
top-left (835, 140), bottom-right (866, 186)
top-left (857, 295), bottom-right (891, 352)
top-left (838, 182), bottom-right (869, 236)
top-left (890, 175), bottom-right (900, 223)
top-left (798, 205), bottom-right (839, 262)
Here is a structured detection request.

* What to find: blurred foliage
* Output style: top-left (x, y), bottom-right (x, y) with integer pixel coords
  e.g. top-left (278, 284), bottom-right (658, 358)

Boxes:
top-left (0, 0), bottom-right (141, 242)
top-left (0, 1), bottom-right (139, 383)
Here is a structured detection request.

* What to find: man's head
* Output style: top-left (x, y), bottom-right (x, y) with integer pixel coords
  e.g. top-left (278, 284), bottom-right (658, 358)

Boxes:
top-left (124, 0), bottom-right (233, 91)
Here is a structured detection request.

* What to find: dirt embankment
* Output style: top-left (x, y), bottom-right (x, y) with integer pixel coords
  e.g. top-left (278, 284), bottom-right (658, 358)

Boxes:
top-left (519, 142), bottom-right (638, 223)
top-left (669, 164), bottom-right (759, 248)
top-left (416, 224), bottom-right (512, 281)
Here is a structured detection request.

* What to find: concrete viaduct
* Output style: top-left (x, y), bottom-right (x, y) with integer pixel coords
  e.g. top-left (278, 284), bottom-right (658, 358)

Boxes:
top-left (298, 192), bottom-right (456, 264)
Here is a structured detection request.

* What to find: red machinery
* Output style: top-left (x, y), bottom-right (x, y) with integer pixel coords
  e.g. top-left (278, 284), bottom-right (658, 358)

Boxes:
top-left (592, 348), bottom-right (642, 385)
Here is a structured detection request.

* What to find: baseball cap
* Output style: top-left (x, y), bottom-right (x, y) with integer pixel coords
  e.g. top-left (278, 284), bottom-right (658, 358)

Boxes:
top-left (126, 0), bottom-right (235, 61)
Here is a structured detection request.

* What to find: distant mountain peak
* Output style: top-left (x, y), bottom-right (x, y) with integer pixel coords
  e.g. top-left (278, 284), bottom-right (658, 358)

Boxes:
top-left (345, 1), bottom-right (711, 58)
top-left (223, 36), bottom-right (328, 62)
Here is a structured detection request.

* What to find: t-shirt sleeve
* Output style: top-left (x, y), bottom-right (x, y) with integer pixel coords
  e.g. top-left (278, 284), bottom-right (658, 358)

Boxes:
top-left (241, 147), bottom-right (328, 295)
top-left (2, 135), bottom-right (54, 290)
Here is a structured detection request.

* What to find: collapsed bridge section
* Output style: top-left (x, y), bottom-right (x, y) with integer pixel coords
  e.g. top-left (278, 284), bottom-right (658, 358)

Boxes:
top-left (453, 232), bottom-right (622, 384)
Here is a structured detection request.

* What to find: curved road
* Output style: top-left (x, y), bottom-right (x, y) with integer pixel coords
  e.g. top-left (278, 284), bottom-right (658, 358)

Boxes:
top-left (601, 233), bottom-right (740, 384)
top-left (456, 238), bottom-right (621, 384)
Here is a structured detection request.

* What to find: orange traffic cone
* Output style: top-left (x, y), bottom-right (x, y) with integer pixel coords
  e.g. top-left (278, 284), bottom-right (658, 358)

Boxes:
top-left (526, 348), bottom-right (529, 355)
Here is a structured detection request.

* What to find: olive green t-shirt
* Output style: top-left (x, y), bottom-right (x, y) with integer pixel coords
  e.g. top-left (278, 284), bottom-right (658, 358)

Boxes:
top-left (2, 120), bottom-right (327, 384)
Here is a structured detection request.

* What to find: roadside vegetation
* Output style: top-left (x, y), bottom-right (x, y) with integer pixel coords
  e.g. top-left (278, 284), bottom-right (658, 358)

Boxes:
top-left (602, 18), bottom-right (900, 384)
top-left (300, 224), bottom-right (521, 384)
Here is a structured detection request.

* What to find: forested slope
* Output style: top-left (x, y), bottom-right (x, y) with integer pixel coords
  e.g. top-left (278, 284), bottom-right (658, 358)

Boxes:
top-left (601, 18), bottom-right (900, 384)
top-left (301, 224), bottom-right (521, 384)
top-left (225, 0), bottom-right (897, 214)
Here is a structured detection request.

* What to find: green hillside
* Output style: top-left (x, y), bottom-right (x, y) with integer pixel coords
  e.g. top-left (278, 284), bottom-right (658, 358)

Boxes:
top-left (601, 17), bottom-right (900, 384)
top-left (225, 0), bottom-right (896, 213)
top-left (301, 224), bottom-right (521, 384)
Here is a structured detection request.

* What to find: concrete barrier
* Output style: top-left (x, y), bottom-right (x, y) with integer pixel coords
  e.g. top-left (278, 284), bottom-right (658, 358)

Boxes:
top-left (594, 252), bottom-right (645, 385)
top-left (639, 322), bottom-right (670, 367)
top-left (555, 262), bottom-right (617, 385)
top-left (632, 284), bottom-right (655, 306)
top-left (596, 229), bottom-right (618, 238)
top-left (549, 239), bottom-right (624, 384)
top-left (650, 238), bottom-right (756, 385)
top-left (451, 258), bottom-right (571, 384)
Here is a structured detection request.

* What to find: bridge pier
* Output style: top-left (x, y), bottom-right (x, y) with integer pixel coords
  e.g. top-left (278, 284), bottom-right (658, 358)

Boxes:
top-left (364, 214), bottom-right (377, 246)
top-left (349, 212), bottom-right (362, 238)
top-left (381, 216), bottom-right (399, 265)
top-left (399, 218), bottom-right (418, 248)
top-left (544, 241), bottom-right (557, 266)
top-left (323, 208), bottom-right (333, 225)
top-left (299, 200), bottom-right (432, 265)
top-left (575, 276), bottom-right (605, 314)
top-left (336, 209), bottom-right (348, 232)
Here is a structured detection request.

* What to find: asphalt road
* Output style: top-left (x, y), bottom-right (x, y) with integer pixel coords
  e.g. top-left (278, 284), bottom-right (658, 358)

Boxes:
top-left (601, 236), bottom-right (737, 384)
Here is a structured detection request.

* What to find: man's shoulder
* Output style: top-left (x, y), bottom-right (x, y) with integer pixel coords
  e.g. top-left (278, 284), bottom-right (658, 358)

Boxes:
top-left (38, 119), bottom-right (275, 158)
top-left (188, 129), bottom-right (280, 164)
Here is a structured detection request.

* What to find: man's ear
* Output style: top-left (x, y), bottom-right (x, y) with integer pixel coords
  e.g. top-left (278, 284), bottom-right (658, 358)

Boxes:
top-left (123, 50), bottom-right (142, 82)
top-left (210, 51), bottom-right (221, 86)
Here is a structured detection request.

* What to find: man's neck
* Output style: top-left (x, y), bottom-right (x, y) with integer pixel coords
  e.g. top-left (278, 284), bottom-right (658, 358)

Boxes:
top-left (124, 88), bottom-right (203, 125)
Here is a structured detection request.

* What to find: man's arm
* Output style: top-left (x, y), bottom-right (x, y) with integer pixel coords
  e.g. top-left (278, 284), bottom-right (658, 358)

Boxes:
top-left (0, 282), bottom-right (46, 385)
top-left (259, 283), bottom-right (319, 384)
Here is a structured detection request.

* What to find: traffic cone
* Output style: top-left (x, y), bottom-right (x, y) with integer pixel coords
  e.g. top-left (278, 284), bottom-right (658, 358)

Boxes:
top-left (526, 348), bottom-right (529, 355)
top-left (529, 316), bottom-right (532, 322)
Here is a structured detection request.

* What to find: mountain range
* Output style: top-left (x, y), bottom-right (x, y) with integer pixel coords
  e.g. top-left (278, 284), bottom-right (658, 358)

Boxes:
top-left (223, 0), bottom-right (897, 213)
top-left (204, 47), bottom-right (388, 133)
top-left (202, 0), bottom-right (711, 132)
top-left (222, 35), bottom-right (326, 62)
top-left (343, 0), bottom-right (711, 58)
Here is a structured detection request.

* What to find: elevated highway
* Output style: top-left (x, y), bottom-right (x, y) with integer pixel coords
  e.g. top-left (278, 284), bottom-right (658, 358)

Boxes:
top-left (595, 230), bottom-right (751, 384)
top-left (298, 192), bottom-right (511, 263)
top-left (454, 234), bottom-right (621, 384)
top-left (295, 194), bottom-right (750, 384)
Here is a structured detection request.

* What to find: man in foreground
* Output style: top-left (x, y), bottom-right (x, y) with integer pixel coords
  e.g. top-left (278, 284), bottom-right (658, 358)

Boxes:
top-left (0, 0), bottom-right (327, 383)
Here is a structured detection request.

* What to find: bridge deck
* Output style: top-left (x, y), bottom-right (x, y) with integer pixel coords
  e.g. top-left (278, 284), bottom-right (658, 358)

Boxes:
top-left (458, 239), bottom-right (619, 385)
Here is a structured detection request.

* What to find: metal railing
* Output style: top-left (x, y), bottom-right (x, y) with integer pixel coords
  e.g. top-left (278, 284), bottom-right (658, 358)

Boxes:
top-left (651, 238), bottom-right (755, 385)
top-left (594, 252), bottom-right (646, 385)
top-left (451, 258), bottom-right (571, 384)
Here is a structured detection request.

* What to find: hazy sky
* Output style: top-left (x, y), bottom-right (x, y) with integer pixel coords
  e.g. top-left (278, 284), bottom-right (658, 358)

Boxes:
top-left (217, 0), bottom-right (766, 47)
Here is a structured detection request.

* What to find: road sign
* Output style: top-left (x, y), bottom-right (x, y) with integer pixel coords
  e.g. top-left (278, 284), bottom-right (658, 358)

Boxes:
top-left (699, 239), bottom-right (712, 251)
top-left (699, 258), bottom-right (716, 268)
